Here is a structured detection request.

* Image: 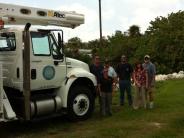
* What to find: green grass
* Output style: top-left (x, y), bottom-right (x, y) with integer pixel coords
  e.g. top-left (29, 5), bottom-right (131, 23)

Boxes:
top-left (1, 79), bottom-right (184, 138)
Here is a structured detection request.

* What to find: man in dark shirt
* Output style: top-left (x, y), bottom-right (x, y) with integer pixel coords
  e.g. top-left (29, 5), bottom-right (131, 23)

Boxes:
top-left (116, 55), bottom-right (133, 106)
top-left (90, 55), bottom-right (104, 112)
top-left (90, 55), bottom-right (104, 91)
top-left (90, 55), bottom-right (103, 84)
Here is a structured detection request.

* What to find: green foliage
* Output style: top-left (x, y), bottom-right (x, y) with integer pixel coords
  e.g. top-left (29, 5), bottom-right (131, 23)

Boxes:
top-left (65, 11), bottom-right (184, 74)
top-left (66, 37), bottom-right (83, 49)
top-left (77, 54), bottom-right (91, 65)
top-left (128, 25), bottom-right (141, 37)
top-left (64, 49), bottom-right (91, 65)
top-left (99, 11), bottom-right (184, 73)
top-left (145, 11), bottom-right (184, 73)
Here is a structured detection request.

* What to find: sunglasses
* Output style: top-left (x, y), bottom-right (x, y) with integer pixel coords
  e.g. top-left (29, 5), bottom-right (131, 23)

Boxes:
top-left (144, 58), bottom-right (149, 60)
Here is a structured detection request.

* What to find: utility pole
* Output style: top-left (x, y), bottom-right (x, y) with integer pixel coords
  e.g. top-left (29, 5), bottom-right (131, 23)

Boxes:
top-left (98, 0), bottom-right (103, 47)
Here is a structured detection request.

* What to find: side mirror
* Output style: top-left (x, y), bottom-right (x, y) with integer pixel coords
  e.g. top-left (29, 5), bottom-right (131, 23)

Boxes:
top-left (51, 30), bottom-right (64, 62)
top-left (52, 32), bottom-right (64, 61)
top-left (58, 32), bottom-right (63, 51)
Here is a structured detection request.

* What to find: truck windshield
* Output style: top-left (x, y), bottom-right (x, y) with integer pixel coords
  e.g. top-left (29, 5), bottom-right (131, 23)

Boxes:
top-left (31, 32), bottom-right (51, 56)
top-left (0, 32), bottom-right (16, 51)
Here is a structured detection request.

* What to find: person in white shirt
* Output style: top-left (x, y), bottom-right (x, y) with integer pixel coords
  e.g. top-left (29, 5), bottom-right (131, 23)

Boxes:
top-left (104, 59), bottom-right (117, 93)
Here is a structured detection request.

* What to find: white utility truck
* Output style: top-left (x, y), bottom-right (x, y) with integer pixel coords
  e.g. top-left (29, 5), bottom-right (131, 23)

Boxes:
top-left (0, 3), bottom-right (97, 122)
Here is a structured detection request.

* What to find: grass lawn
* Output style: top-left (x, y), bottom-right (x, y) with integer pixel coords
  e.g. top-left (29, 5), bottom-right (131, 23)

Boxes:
top-left (0, 79), bottom-right (184, 138)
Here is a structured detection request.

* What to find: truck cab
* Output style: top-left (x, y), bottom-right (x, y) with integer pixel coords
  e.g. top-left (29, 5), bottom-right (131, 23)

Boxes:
top-left (0, 3), bottom-right (97, 122)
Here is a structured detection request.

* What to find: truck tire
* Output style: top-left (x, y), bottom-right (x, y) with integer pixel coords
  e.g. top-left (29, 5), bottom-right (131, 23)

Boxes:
top-left (67, 86), bottom-right (94, 120)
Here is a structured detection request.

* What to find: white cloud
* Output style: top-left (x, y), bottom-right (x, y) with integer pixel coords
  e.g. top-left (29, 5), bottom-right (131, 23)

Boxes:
top-left (1, 0), bottom-right (184, 42)
top-left (103, 9), bottom-right (115, 21)
top-left (57, 3), bottom-right (99, 42)
top-left (113, 0), bottom-right (184, 33)
top-left (131, 8), bottom-right (158, 32)
top-left (134, 0), bottom-right (183, 32)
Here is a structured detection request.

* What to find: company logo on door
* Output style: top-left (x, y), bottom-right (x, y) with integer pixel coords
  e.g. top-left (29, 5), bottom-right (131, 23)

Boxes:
top-left (43, 66), bottom-right (55, 80)
top-left (48, 11), bottom-right (65, 18)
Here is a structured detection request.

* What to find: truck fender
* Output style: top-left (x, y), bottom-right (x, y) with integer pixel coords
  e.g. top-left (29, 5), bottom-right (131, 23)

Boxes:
top-left (56, 68), bottom-right (97, 108)
top-left (66, 67), bottom-right (96, 83)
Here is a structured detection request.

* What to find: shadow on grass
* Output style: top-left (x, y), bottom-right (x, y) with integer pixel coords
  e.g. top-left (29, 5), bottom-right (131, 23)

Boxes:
top-left (0, 115), bottom-right (73, 138)
top-left (0, 109), bottom-right (108, 138)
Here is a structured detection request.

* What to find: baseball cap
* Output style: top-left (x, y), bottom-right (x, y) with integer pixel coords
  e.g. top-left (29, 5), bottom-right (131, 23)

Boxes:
top-left (121, 55), bottom-right (126, 58)
top-left (144, 55), bottom-right (150, 59)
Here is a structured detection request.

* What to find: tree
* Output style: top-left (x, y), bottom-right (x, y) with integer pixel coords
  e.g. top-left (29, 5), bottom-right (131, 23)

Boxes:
top-left (66, 37), bottom-right (83, 49)
top-left (146, 11), bottom-right (184, 73)
top-left (128, 25), bottom-right (141, 37)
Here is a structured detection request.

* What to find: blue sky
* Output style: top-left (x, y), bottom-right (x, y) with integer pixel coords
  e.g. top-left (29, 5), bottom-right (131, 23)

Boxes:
top-left (1, 0), bottom-right (184, 42)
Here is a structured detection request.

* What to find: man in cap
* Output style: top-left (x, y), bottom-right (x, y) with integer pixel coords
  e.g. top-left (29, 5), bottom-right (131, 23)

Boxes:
top-left (143, 55), bottom-right (156, 109)
top-left (116, 55), bottom-right (133, 106)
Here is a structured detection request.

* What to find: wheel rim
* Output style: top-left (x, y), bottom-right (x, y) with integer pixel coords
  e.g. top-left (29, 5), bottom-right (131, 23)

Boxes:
top-left (73, 94), bottom-right (90, 116)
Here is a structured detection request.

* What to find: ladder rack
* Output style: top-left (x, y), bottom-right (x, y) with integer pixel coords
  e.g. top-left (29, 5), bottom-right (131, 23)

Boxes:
top-left (0, 3), bottom-right (84, 28)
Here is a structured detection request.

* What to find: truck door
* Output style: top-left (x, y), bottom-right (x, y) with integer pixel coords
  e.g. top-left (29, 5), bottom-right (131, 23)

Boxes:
top-left (30, 31), bottom-right (66, 90)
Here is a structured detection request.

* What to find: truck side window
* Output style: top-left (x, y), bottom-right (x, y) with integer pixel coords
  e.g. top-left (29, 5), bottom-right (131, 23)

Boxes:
top-left (31, 32), bottom-right (51, 56)
top-left (0, 32), bottom-right (16, 51)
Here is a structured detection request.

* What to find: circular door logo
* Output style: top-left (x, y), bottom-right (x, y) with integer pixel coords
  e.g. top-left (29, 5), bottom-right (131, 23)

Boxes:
top-left (43, 66), bottom-right (55, 80)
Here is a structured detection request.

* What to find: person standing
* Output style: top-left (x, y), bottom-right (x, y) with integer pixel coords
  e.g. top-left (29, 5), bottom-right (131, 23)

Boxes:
top-left (104, 59), bottom-right (117, 94)
top-left (116, 55), bottom-right (133, 106)
top-left (100, 67), bottom-right (113, 116)
top-left (90, 54), bottom-right (104, 112)
top-left (143, 55), bottom-right (156, 109)
top-left (133, 61), bottom-right (148, 109)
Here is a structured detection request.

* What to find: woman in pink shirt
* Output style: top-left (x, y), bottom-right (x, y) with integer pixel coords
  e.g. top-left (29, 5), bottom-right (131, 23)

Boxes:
top-left (133, 61), bottom-right (148, 109)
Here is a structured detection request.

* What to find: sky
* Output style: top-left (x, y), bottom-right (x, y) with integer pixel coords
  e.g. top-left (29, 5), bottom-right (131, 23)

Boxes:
top-left (0, 0), bottom-right (184, 42)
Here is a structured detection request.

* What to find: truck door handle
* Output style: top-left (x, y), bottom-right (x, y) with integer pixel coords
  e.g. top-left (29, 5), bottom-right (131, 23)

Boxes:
top-left (31, 69), bottom-right (37, 80)
top-left (32, 60), bottom-right (42, 62)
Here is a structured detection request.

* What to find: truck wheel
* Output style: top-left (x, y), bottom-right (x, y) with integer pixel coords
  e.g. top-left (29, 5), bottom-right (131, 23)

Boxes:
top-left (67, 86), bottom-right (94, 120)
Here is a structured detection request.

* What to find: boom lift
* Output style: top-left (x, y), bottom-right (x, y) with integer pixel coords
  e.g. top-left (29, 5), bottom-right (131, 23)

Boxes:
top-left (0, 3), bottom-right (96, 122)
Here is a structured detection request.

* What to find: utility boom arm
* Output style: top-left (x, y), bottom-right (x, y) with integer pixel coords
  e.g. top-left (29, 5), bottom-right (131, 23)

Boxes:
top-left (0, 3), bottom-right (84, 28)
